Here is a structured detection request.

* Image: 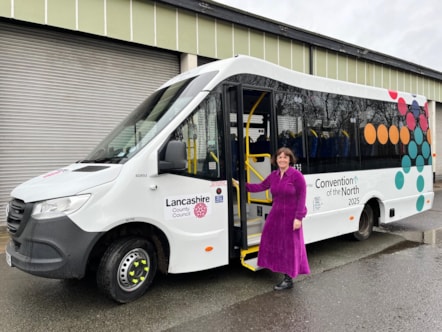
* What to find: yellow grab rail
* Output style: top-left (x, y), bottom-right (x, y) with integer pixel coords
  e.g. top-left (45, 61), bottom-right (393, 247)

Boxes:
top-left (244, 92), bottom-right (272, 204)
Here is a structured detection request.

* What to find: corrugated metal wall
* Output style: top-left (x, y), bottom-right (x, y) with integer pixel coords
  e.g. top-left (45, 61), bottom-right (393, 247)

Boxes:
top-left (1, 0), bottom-right (440, 101)
top-left (0, 22), bottom-right (179, 224)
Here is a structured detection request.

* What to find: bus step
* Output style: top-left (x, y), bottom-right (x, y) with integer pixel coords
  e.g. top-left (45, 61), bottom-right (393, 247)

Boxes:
top-left (233, 216), bottom-right (263, 230)
top-left (240, 246), bottom-right (262, 271)
top-left (247, 233), bottom-right (261, 246)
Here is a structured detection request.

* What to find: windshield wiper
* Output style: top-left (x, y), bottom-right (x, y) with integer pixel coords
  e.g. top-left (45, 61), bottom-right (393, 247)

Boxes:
top-left (77, 156), bottom-right (127, 164)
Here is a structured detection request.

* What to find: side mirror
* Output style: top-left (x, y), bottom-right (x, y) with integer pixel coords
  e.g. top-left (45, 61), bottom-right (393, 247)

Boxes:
top-left (159, 140), bottom-right (187, 172)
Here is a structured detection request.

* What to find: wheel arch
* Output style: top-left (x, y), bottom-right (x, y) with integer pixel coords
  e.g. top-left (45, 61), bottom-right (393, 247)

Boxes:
top-left (365, 197), bottom-right (381, 227)
top-left (88, 222), bottom-right (170, 275)
top-left (353, 197), bottom-right (382, 241)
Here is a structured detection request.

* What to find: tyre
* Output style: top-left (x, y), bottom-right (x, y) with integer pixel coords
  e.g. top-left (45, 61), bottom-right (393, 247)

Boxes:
top-left (97, 237), bottom-right (157, 303)
top-left (353, 204), bottom-right (374, 241)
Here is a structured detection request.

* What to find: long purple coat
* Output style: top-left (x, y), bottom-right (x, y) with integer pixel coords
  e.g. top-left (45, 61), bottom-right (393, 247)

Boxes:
top-left (246, 167), bottom-right (310, 278)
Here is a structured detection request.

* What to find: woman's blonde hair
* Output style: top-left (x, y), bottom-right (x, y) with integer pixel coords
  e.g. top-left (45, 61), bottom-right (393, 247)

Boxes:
top-left (271, 147), bottom-right (297, 166)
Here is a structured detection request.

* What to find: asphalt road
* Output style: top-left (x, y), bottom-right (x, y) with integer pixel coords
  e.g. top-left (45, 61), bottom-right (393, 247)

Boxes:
top-left (0, 235), bottom-right (437, 331)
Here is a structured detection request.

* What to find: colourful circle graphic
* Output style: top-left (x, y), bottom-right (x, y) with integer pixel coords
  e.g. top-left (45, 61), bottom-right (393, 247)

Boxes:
top-left (416, 175), bottom-right (425, 192)
top-left (389, 125), bottom-right (399, 144)
top-left (422, 141), bottom-right (431, 159)
top-left (419, 114), bottom-right (429, 131)
top-left (394, 97), bottom-right (428, 213)
top-left (389, 90), bottom-right (398, 100)
top-left (411, 100), bottom-right (420, 117)
top-left (377, 124), bottom-right (388, 145)
top-left (364, 123), bottom-right (376, 144)
top-left (408, 141), bottom-right (418, 159)
top-left (395, 171), bottom-right (405, 189)
top-left (416, 155), bottom-right (425, 172)
top-left (398, 97), bottom-right (408, 115)
top-left (402, 155), bottom-right (411, 173)
top-left (406, 112), bottom-right (416, 130)
top-left (414, 127), bottom-right (424, 145)
top-left (400, 126), bottom-right (410, 144)
top-left (416, 195), bottom-right (425, 211)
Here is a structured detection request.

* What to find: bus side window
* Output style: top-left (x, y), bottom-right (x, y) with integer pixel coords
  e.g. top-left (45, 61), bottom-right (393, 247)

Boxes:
top-left (160, 92), bottom-right (224, 179)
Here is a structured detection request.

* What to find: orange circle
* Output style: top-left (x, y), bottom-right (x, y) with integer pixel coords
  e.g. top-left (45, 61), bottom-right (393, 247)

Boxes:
top-left (389, 125), bottom-right (399, 144)
top-left (427, 128), bottom-right (432, 144)
top-left (377, 124), bottom-right (388, 145)
top-left (400, 126), bottom-right (410, 144)
top-left (364, 123), bottom-right (376, 144)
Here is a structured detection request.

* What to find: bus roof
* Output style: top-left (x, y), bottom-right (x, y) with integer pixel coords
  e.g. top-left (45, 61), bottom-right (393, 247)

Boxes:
top-left (162, 55), bottom-right (426, 105)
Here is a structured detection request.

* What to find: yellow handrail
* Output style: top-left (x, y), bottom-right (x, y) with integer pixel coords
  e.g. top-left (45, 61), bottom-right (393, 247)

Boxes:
top-left (186, 137), bottom-right (197, 174)
top-left (193, 138), bottom-right (197, 173)
top-left (245, 154), bottom-right (272, 202)
top-left (244, 92), bottom-right (272, 204)
top-left (209, 151), bottom-right (219, 163)
top-left (245, 92), bottom-right (266, 162)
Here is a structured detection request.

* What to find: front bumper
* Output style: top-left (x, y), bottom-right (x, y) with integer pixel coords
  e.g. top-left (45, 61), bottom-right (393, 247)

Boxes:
top-left (6, 202), bottom-right (101, 279)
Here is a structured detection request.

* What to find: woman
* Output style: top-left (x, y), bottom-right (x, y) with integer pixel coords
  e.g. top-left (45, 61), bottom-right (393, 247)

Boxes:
top-left (240, 147), bottom-right (310, 290)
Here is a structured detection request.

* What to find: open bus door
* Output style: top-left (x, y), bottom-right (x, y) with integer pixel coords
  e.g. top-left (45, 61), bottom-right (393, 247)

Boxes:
top-left (225, 85), bottom-right (275, 271)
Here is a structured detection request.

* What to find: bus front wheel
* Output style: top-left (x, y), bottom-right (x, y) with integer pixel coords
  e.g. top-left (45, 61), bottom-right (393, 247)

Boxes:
top-left (97, 236), bottom-right (157, 303)
top-left (353, 204), bottom-right (374, 241)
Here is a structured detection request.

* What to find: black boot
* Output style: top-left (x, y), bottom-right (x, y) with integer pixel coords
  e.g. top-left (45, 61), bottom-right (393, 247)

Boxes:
top-left (273, 274), bottom-right (293, 291)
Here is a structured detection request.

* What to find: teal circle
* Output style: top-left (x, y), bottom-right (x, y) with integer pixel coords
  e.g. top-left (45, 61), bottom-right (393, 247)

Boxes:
top-left (416, 195), bottom-right (425, 212)
top-left (416, 175), bottom-right (425, 192)
top-left (408, 141), bottom-right (418, 159)
top-left (416, 155), bottom-right (425, 172)
top-left (414, 127), bottom-right (423, 145)
top-left (401, 155), bottom-right (411, 173)
top-left (395, 171), bottom-right (405, 189)
top-left (422, 141), bottom-right (430, 159)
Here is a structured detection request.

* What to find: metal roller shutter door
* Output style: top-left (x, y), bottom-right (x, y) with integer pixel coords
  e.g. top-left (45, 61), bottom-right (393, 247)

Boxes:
top-left (0, 22), bottom-right (179, 225)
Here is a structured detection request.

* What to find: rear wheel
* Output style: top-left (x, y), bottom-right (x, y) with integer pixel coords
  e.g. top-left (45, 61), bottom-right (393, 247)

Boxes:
top-left (97, 237), bottom-right (157, 303)
top-left (353, 204), bottom-right (374, 241)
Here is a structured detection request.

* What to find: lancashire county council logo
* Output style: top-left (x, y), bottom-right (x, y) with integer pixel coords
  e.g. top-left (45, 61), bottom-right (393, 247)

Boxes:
top-left (194, 202), bottom-right (208, 218)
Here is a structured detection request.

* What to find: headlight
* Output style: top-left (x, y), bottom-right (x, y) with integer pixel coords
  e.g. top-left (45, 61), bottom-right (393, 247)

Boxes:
top-left (32, 194), bottom-right (91, 220)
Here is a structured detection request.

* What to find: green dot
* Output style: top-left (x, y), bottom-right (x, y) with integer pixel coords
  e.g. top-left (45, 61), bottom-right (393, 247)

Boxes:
top-left (408, 141), bottom-right (418, 159)
top-left (402, 155), bottom-right (411, 173)
top-left (414, 127), bottom-right (423, 145)
top-left (416, 155), bottom-right (424, 172)
top-left (395, 171), bottom-right (405, 189)
top-left (422, 141), bottom-right (430, 159)
top-left (416, 195), bottom-right (425, 211)
top-left (416, 175), bottom-right (425, 192)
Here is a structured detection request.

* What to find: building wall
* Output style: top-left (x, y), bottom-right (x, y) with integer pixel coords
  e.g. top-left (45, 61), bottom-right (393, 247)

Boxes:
top-left (1, 0), bottom-right (441, 102)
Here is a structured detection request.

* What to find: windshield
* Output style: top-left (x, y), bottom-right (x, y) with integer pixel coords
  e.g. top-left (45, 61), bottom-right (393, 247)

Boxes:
top-left (82, 71), bottom-right (217, 164)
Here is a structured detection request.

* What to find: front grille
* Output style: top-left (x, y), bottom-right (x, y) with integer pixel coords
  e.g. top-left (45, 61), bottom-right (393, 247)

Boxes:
top-left (7, 199), bottom-right (26, 235)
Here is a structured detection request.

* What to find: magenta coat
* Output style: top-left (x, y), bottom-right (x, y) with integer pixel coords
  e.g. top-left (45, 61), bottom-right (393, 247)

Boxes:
top-left (246, 167), bottom-right (310, 278)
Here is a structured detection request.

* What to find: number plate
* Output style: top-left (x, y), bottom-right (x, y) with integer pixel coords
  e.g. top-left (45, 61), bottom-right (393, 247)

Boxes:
top-left (6, 251), bottom-right (12, 267)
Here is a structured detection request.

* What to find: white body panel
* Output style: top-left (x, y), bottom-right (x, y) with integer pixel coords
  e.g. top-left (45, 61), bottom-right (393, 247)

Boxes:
top-left (11, 164), bottom-right (122, 203)
top-left (303, 166), bottom-right (434, 244)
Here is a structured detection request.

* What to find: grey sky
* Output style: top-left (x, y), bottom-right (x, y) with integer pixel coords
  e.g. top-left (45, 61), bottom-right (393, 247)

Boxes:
top-left (215, 0), bottom-right (442, 72)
